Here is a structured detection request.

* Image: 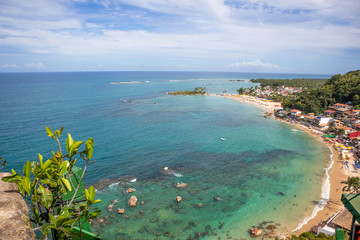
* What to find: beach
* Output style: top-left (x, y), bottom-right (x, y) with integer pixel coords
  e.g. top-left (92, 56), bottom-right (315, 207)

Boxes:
top-left (220, 94), bottom-right (350, 237)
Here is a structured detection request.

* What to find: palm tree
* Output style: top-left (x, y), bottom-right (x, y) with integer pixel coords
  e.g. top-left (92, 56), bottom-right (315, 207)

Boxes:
top-left (343, 176), bottom-right (360, 194)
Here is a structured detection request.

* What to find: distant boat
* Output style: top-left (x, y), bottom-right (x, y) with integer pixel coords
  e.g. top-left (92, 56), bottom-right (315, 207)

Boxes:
top-left (220, 138), bottom-right (226, 141)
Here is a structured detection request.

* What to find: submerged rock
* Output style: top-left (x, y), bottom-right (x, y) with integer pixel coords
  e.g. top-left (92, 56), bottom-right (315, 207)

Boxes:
top-left (249, 228), bottom-right (262, 237)
top-left (175, 196), bottom-right (182, 203)
top-left (214, 196), bottom-right (222, 201)
top-left (196, 203), bottom-right (203, 208)
top-left (113, 199), bottom-right (118, 204)
top-left (117, 208), bottom-right (125, 214)
top-left (266, 224), bottom-right (276, 230)
top-left (175, 182), bottom-right (187, 188)
top-left (127, 188), bottom-right (136, 193)
top-left (128, 196), bottom-right (138, 207)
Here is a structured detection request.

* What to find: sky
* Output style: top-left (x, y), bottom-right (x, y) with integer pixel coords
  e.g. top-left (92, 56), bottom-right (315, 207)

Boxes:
top-left (0, 0), bottom-right (359, 74)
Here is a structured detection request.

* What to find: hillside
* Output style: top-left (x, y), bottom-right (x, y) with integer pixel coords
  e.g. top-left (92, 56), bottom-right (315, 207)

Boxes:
top-left (282, 70), bottom-right (360, 114)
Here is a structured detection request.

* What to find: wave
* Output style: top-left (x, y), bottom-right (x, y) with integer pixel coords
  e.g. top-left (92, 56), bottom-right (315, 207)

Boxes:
top-left (292, 145), bottom-right (334, 232)
top-left (110, 81), bottom-right (141, 84)
top-left (168, 78), bottom-right (213, 82)
top-left (173, 173), bottom-right (183, 177)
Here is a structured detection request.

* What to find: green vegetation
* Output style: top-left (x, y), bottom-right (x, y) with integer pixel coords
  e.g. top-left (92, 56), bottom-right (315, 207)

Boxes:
top-left (289, 232), bottom-right (338, 240)
top-left (250, 78), bottom-right (327, 89)
top-left (1, 127), bottom-right (101, 239)
top-left (170, 87), bottom-right (206, 95)
top-left (343, 176), bottom-right (360, 194)
top-left (283, 70), bottom-right (360, 113)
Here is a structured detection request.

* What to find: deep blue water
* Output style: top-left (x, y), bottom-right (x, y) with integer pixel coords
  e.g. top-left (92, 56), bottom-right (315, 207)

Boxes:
top-left (0, 71), bottom-right (332, 239)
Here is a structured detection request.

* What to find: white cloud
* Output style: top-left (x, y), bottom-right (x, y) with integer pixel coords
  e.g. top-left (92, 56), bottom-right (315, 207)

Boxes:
top-left (229, 59), bottom-right (279, 69)
top-left (24, 62), bottom-right (46, 69)
top-left (2, 64), bottom-right (18, 68)
top-left (0, 0), bottom-right (358, 72)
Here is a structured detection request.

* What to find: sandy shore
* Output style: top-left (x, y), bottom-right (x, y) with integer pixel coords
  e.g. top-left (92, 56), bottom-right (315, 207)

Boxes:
top-left (219, 94), bottom-right (350, 237)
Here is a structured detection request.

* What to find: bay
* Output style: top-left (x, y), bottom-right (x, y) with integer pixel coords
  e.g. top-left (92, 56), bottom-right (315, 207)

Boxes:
top-left (0, 71), bottom-right (331, 239)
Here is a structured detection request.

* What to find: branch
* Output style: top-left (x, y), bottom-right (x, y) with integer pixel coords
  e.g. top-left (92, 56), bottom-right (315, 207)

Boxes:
top-left (67, 161), bottom-right (88, 207)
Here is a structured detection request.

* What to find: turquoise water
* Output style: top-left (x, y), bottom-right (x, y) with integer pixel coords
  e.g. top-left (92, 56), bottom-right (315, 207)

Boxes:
top-left (0, 71), bottom-right (331, 239)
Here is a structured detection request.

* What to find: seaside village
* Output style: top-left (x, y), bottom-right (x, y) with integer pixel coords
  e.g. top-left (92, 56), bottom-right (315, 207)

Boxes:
top-left (229, 85), bottom-right (360, 239)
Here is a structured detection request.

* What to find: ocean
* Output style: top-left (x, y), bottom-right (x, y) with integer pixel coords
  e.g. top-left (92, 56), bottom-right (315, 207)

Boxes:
top-left (0, 71), bottom-right (332, 239)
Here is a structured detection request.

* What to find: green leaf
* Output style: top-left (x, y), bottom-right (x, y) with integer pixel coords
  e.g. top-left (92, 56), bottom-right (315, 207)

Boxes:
top-left (21, 177), bottom-right (31, 195)
top-left (93, 199), bottom-right (101, 204)
top-left (49, 213), bottom-right (56, 225)
top-left (66, 133), bottom-right (74, 153)
top-left (10, 169), bottom-right (16, 175)
top-left (69, 141), bottom-right (83, 155)
top-left (61, 177), bottom-right (72, 192)
top-left (1, 173), bottom-right (21, 183)
top-left (23, 161), bottom-right (31, 178)
top-left (38, 185), bottom-right (53, 209)
top-left (89, 210), bottom-right (102, 219)
top-left (43, 159), bottom-right (52, 170)
top-left (88, 186), bottom-right (95, 202)
top-left (40, 223), bottom-right (53, 238)
top-left (61, 228), bottom-right (79, 238)
top-left (85, 138), bottom-right (94, 159)
top-left (54, 127), bottom-right (64, 138)
top-left (46, 126), bottom-right (55, 139)
top-left (59, 161), bottom-right (70, 176)
top-left (38, 154), bottom-right (43, 169)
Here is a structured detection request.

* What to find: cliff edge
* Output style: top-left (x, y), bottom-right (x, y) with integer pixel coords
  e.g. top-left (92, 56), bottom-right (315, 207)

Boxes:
top-left (0, 172), bottom-right (35, 240)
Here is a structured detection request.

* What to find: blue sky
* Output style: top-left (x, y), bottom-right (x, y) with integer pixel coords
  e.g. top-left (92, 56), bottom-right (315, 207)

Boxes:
top-left (0, 0), bottom-right (359, 74)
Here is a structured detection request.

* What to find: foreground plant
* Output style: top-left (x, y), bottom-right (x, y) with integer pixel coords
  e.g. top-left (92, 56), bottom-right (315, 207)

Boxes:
top-left (2, 127), bottom-right (101, 239)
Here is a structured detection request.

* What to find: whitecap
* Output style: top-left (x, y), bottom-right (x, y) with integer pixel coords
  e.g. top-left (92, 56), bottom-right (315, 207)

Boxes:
top-left (129, 178), bottom-right (137, 183)
top-left (173, 173), bottom-right (183, 177)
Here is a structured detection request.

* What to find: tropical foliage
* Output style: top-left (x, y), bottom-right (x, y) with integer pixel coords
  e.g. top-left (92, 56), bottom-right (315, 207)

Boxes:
top-left (283, 70), bottom-right (360, 113)
top-left (1, 127), bottom-right (101, 239)
top-left (170, 87), bottom-right (206, 95)
top-left (250, 78), bottom-right (327, 89)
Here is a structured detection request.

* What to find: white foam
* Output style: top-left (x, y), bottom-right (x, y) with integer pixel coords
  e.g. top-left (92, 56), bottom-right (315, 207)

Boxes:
top-left (109, 181), bottom-right (121, 188)
top-left (173, 173), bottom-right (183, 177)
top-left (164, 167), bottom-right (169, 170)
top-left (129, 178), bottom-right (137, 182)
top-left (292, 146), bottom-right (334, 231)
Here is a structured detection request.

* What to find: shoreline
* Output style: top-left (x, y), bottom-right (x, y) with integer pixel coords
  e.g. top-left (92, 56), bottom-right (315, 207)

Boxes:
top-left (217, 94), bottom-right (348, 237)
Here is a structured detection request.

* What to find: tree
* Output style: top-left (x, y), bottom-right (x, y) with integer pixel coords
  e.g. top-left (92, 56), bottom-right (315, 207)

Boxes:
top-left (194, 87), bottom-right (206, 95)
top-left (237, 87), bottom-right (245, 95)
top-left (2, 127), bottom-right (101, 239)
top-left (343, 176), bottom-right (360, 194)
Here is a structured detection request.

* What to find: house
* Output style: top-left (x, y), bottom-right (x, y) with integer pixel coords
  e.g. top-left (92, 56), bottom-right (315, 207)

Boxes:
top-left (336, 126), bottom-right (355, 135)
top-left (274, 104), bottom-right (283, 111)
top-left (324, 109), bottom-right (336, 117)
top-left (352, 109), bottom-right (360, 115)
top-left (277, 110), bottom-right (289, 117)
top-left (293, 87), bottom-right (303, 93)
top-left (349, 131), bottom-right (360, 139)
top-left (290, 109), bottom-right (302, 116)
top-left (335, 103), bottom-right (352, 110)
top-left (313, 116), bottom-right (333, 127)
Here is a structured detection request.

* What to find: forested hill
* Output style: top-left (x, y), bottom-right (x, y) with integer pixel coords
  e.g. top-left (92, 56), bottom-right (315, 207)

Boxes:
top-left (283, 70), bottom-right (360, 114)
top-left (250, 78), bottom-right (327, 89)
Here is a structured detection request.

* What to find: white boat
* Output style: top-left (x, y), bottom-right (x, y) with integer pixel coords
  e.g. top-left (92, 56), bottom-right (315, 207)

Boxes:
top-left (220, 138), bottom-right (226, 141)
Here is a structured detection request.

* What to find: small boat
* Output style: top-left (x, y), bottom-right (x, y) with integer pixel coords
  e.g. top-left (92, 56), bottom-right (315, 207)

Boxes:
top-left (220, 138), bottom-right (226, 141)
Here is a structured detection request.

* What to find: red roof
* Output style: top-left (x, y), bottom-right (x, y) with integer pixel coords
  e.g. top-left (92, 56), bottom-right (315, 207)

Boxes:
top-left (325, 110), bottom-right (336, 113)
top-left (291, 109), bottom-right (301, 112)
top-left (335, 103), bottom-right (347, 107)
